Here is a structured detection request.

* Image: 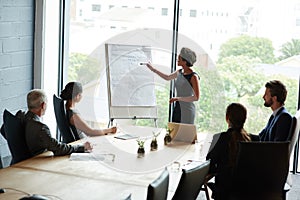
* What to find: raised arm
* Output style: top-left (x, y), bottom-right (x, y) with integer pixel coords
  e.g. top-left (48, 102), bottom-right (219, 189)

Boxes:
top-left (146, 62), bottom-right (177, 81)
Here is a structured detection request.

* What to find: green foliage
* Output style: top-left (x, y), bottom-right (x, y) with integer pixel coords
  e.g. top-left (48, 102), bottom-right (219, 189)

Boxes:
top-left (69, 48), bottom-right (298, 137)
top-left (279, 39), bottom-right (300, 60)
top-left (216, 36), bottom-right (298, 133)
top-left (218, 35), bottom-right (276, 64)
top-left (244, 95), bottom-right (269, 133)
top-left (135, 83), bottom-right (170, 128)
top-left (68, 53), bottom-right (101, 84)
top-left (217, 55), bottom-right (264, 98)
top-left (194, 67), bottom-right (227, 132)
top-left (212, 55), bottom-right (268, 133)
top-left (155, 86), bottom-right (171, 127)
top-left (136, 61), bottom-right (299, 134)
top-left (136, 138), bottom-right (145, 147)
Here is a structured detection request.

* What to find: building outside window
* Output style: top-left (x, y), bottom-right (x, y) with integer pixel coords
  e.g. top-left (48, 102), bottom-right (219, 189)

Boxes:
top-left (161, 8), bottom-right (168, 16)
top-left (92, 4), bottom-right (101, 12)
top-left (190, 9), bottom-right (197, 17)
top-left (44, 0), bottom-right (300, 172)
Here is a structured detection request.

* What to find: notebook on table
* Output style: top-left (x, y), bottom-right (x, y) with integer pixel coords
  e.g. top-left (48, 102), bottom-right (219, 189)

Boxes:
top-left (114, 133), bottom-right (138, 140)
top-left (167, 122), bottom-right (197, 144)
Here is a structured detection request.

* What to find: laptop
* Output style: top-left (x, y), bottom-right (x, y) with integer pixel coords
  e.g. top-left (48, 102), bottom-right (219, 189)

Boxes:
top-left (167, 122), bottom-right (197, 144)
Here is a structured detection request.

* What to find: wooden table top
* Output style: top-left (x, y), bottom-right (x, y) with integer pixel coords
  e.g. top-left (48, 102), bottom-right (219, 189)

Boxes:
top-left (0, 125), bottom-right (210, 200)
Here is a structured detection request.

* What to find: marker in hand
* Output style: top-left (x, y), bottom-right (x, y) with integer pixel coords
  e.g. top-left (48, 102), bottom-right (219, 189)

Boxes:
top-left (139, 62), bottom-right (148, 66)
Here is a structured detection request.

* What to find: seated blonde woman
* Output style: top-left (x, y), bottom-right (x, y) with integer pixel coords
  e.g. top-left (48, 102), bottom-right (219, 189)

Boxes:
top-left (60, 82), bottom-right (117, 138)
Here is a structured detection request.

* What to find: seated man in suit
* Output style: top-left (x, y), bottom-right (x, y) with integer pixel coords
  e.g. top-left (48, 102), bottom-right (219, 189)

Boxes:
top-left (25, 89), bottom-right (92, 156)
top-left (259, 80), bottom-right (292, 141)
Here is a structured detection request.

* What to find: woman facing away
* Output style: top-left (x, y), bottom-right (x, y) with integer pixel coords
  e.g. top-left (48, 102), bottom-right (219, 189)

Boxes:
top-left (206, 103), bottom-right (251, 200)
top-left (60, 82), bottom-right (117, 139)
top-left (146, 47), bottom-right (200, 124)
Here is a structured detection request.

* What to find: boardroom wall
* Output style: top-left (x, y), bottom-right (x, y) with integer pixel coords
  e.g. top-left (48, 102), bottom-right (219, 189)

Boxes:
top-left (0, 0), bottom-right (35, 168)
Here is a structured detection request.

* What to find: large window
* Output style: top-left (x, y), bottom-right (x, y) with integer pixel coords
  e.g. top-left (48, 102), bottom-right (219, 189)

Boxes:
top-left (43, 0), bottom-right (60, 136)
top-left (176, 0), bottom-right (300, 171)
top-left (65, 0), bottom-right (175, 128)
top-left (177, 0), bottom-right (300, 135)
top-left (43, 0), bottom-right (300, 171)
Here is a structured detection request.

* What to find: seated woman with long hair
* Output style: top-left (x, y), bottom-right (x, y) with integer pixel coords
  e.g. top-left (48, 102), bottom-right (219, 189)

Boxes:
top-left (206, 103), bottom-right (251, 199)
top-left (60, 82), bottom-right (117, 138)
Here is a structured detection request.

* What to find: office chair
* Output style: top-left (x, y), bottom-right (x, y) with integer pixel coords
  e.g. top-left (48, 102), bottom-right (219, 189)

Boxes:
top-left (231, 141), bottom-right (290, 200)
top-left (172, 160), bottom-right (210, 200)
top-left (287, 110), bottom-right (300, 157)
top-left (53, 94), bottom-right (80, 143)
top-left (146, 168), bottom-right (169, 200)
top-left (283, 109), bottom-right (300, 199)
top-left (3, 109), bottom-right (32, 165)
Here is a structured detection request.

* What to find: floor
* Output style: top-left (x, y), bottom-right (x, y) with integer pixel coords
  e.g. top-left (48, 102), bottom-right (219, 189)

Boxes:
top-left (196, 173), bottom-right (300, 200)
top-left (287, 173), bottom-right (300, 200)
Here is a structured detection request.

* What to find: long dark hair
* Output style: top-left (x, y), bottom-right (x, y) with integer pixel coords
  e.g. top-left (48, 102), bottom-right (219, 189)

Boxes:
top-left (60, 82), bottom-right (83, 109)
top-left (60, 82), bottom-right (82, 100)
top-left (226, 103), bottom-right (251, 167)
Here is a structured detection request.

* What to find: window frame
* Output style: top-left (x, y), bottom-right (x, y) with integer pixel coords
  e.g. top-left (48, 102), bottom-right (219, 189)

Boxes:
top-left (39, 0), bottom-right (300, 174)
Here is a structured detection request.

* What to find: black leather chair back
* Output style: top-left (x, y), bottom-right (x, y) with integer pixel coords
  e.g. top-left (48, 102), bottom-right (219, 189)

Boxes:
top-left (147, 168), bottom-right (169, 200)
top-left (3, 109), bottom-right (32, 164)
top-left (287, 110), bottom-right (300, 156)
top-left (232, 141), bottom-right (289, 200)
top-left (172, 160), bottom-right (210, 200)
top-left (53, 94), bottom-right (79, 143)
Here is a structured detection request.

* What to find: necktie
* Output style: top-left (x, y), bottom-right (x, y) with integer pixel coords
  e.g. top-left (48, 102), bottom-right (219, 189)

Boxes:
top-left (267, 115), bottom-right (275, 127)
top-left (260, 115), bottom-right (274, 141)
top-left (264, 115), bottom-right (275, 141)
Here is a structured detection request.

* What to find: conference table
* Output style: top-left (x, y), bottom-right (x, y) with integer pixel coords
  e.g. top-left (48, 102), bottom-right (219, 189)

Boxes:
top-left (0, 125), bottom-right (211, 200)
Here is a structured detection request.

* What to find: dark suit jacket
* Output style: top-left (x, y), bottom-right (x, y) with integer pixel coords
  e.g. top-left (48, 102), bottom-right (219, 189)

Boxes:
top-left (24, 111), bottom-right (85, 156)
top-left (259, 107), bottom-right (292, 141)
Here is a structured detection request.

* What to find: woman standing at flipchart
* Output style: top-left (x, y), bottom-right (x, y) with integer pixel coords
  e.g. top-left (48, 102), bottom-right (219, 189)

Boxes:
top-left (146, 47), bottom-right (200, 124)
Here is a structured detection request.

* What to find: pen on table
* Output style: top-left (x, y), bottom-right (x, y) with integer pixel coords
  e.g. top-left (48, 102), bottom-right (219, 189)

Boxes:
top-left (187, 159), bottom-right (202, 162)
